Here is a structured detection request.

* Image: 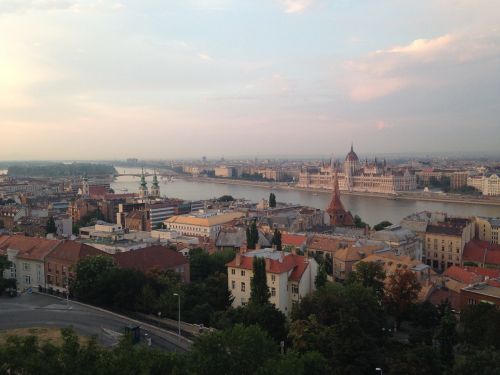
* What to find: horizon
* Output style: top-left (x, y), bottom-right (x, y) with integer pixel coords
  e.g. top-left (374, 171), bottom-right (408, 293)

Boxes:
top-left (1, 1), bottom-right (500, 159)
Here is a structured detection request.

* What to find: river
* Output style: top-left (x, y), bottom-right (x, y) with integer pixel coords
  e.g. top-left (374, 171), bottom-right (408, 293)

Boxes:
top-left (111, 168), bottom-right (500, 226)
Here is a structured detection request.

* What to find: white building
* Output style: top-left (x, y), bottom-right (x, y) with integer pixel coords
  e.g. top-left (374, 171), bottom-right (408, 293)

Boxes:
top-left (467, 174), bottom-right (500, 196)
top-left (0, 236), bottom-right (60, 290)
top-left (165, 211), bottom-right (245, 239)
top-left (370, 225), bottom-right (423, 261)
top-left (226, 248), bottom-right (318, 316)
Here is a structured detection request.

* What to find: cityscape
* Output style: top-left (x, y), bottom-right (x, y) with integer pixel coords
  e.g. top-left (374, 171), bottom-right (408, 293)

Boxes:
top-left (1, 1), bottom-right (500, 374)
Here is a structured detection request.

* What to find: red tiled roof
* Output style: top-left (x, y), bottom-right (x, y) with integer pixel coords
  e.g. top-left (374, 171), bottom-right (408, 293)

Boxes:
top-left (0, 235), bottom-right (60, 261)
top-left (444, 266), bottom-right (480, 284)
top-left (282, 234), bottom-right (307, 247)
top-left (463, 266), bottom-right (500, 279)
top-left (46, 241), bottom-right (109, 263)
top-left (463, 240), bottom-right (500, 266)
top-left (113, 245), bottom-right (188, 273)
top-left (89, 186), bottom-right (109, 198)
top-left (226, 252), bottom-right (310, 281)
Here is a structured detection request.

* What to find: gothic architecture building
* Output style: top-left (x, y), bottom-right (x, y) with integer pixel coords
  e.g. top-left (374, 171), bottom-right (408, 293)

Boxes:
top-left (298, 145), bottom-right (417, 194)
top-left (326, 171), bottom-right (355, 227)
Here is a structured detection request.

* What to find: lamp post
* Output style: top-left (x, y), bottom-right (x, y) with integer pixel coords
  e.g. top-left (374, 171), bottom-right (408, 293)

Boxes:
top-left (173, 293), bottom-right (181, 346)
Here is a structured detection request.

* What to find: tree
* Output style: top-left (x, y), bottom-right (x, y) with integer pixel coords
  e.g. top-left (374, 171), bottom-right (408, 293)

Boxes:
top-left (0, 219), bottom-right (4, 229)
top-left (188, 324), bottom-right (277, 375)
top-left (269, 193), bottom-right (276, 208)
top-left (271, 228), bottom-right (282, 251)
top-left (315, 264), bottom-right (328, 289)
top-left (435, 307), bottom-right (457, 368)
top-left (250, 257), bottom-right (270, 305)
top-left (374, 220), bottom-right (393, 231)
top-left (453, 347), bottom-right (500, 375)
top-left (70, 255), bottom-right (116, 305)
top-left (346, 261), bottom-right (386, 299)
top-left (461, 303), bottom-right (500, 350)
top-left (387, 345), bottom-right (442, 375)
top-left (246, 220), bottom-right (259, 250)
top-left (353, 215), bottom-right (368, 229)
top-left (0, 255), bottom-right (15, 294)
top-left (46, 216), bottom-right (57, 234)
top-left (383, 269), bottom-right (422, 329)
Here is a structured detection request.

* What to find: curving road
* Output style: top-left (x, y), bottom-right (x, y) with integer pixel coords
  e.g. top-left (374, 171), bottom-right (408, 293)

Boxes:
top-left (0, 293), bottom-right (188, 351)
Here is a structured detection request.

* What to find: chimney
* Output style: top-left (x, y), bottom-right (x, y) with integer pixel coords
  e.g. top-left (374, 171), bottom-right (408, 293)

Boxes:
top-left (265, 258), bottom-right (271, 271)
top-left (235, 253), bottom-right (241, 267)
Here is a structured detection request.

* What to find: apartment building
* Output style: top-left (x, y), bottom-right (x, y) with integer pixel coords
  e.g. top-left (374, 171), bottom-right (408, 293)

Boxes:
top-left (475, 217), bottom-right (500, 245)
top-left (165, 211), bottom-right (245, 239)
top-left (226, 248), bottom-right (318, 315)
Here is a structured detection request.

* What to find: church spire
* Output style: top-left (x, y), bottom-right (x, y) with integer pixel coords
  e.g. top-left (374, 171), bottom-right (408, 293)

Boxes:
top-left (326, 170), bottom-right (355, 227)
top-left (139, 168), bottom-right (149, 198)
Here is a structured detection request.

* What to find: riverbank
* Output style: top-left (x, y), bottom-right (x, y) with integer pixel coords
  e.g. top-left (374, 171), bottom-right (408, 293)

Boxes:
top-left (182, 176), bottom-right (500, 207)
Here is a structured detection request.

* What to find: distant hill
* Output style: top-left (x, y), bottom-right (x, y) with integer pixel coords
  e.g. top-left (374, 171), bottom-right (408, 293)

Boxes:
top-left (7, 163), bottom-right (117, 177)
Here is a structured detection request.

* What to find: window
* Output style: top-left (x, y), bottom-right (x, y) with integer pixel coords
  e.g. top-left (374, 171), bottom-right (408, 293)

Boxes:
top-left (23, 263), bottom-right (30, 271)
top-left (271, 275), bottom-right (276, 282)
top-left (231, 269), bottom-right (235, 275)
top-left (241, 270), bottom-right (245, 276)
top-left (241, 282), bottom-right (246, 292)
top-left (292, 284), bottom-right (299, 294)
top-left (231, 280), bottom-right (235, 289)
top-left (24, 275), bottom-right (31, 285)
top-left (271, 287), bottom-right (276, 297)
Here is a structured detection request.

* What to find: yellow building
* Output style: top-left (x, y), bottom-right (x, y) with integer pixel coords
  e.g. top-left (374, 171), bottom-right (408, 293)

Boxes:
top-left (424, 218), bottom-right (473, 271)
top-left (474, 217), bottom-right (500, 245)
top-left (165, 211), bottom-right (245, 239)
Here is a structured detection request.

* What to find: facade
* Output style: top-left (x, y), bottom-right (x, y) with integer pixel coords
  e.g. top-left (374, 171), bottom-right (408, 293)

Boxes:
top-left (475, 217), bottom-right (500, 245)
top-left (45, 241), bottom-right (108, 292)
top-left (460, 281), bottom-right (500, 310)
top-left (165, 211), bottom-right (246, 239)
top-left (226, 248), bottom-right (318, 315)
top-left (113, 245), bottom-right (190, 283)
top-left (424, 218), bottom-right (474, 271)
top-left (0, 235), bottom-right (60, 290)
top-left (467, 174), bottom-right (500, 196)
top-left (450, 172), bottom-right (469, 190)
top-left (332, 242), bottom-right (388, 281)
top-left (298, 145), bottom-right (416, 193)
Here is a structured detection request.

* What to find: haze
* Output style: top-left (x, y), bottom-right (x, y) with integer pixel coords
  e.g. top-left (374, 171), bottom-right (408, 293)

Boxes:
top-left (1, 0), bottom-right (500, 160)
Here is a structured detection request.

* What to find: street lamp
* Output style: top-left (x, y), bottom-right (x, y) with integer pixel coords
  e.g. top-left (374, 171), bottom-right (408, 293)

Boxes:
top-left (173, 293), bottom-right (181, 345)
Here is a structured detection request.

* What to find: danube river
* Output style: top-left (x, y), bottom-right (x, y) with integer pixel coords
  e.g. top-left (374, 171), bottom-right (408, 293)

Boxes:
top-left (111, 168), bottom-right (500, 226)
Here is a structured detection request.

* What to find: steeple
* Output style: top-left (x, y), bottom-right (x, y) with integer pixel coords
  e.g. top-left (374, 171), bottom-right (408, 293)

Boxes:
top-left (326, 170), bottom-right (355, 227)
top-left (150, 169), bottom-right (160, 198)
top-left (138, 168), bottom-right (149, 198)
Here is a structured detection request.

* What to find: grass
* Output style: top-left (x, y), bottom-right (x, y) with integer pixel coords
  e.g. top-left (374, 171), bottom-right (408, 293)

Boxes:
top-left (0, 327), bottom-right (89, 346)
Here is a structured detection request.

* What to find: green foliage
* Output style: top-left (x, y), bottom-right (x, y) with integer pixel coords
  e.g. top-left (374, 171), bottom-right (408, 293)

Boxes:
top-left (188, 324), bottom-right (277, 375)
top-left (257, 350), bottom-right (330, 375)
top-left (7, 163), bottom-right (116, 177)
top-left (353, 214), bottom-right (368, 229)
top-left (188, 248), bottom-right (235, 282)
top-left (374, 220), bottom-right (393, 231)
top-left (314, 264), bottom-right (328, 289)
top-left (271, 228), bottom-right (282, 251)
top-left (0, 255), bottom-right (16, 294)
top-left (246, 220), bottom-right (259, 250)
top-left (461, 303), bottom-right (500, 350)
top-left (346, 261), bottom-right (386, 300)
top-left (217, 195), bottom-right (235, 202)
top-left (387, 345), bottom-right (442, 375)
top-left (0, 219), bottom-right (4, 229)
top-left (46, 216), bottom-right (57, 234)
top-left (435, 307), bottom-right (457, 368)
top-left (453, 347), bottom-right (500, 375)
top-left (250, 257), bottom-right (270, 305)
top-left (269, 193), bottom-right (276, 208)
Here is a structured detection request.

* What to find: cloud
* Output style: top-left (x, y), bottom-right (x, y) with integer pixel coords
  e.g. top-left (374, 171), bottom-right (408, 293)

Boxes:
top-left (0, 0), bottom-right (125, 14)
top-left (343, 32), bottom-right (500, 101)
top-left (198, 52), bottom-right (213, 61)
top-left (281, 0), bottom-right (313, 14)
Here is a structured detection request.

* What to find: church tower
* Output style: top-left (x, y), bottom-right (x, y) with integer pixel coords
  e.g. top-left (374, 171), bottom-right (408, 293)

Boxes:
top-left (81, 175), bottom-right (90, 198)
top-left (326, 170), bottom-right (355, 227)
top-left (138, 168), bottom-right (149, 199)
top-left (150, 170), bottom-right (160, 198)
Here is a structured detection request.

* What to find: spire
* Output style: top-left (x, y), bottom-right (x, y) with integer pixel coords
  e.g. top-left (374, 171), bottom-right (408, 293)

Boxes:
top-left (152, 169), bottom-right (159, 188)
top-left (139, 167), bottom-right (149, 198)
top-left (350, 142), bottom-right (354, 152)
top-left (326, 170), bottom-right (355, 227)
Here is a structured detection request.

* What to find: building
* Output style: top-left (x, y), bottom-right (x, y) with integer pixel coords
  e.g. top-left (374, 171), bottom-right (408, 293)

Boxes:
top-left (298, 145), bottom-right (416, 193)
top-left (150, 171), bottom-right (161, 198)
top-left (113, 245), bottom-right (190, 283)
top-left (214, 166), bottom-right (236, 178)
top-left (450, 172), bottom-right (469, 190)
top-left (138, 169), bottom-right (149, 198)
top-left (467, 174), bottom-right (500, 196)
top-left (45, 241), bottom-right (108, 292)
top-left (165, 211), bottom-right (246, 239)
top-left (326, 171), bottom-right (355, 227)
top-left (474, 217), bottom-right (500, 245)
top-left (79, 221), bottom-right (125, 241)
top-left (424, 218), bottom-right (474, 271)
top-left (332, 241), bottom-right (388, 281)
top-left (462, 240), bottom-right (500, 268)
top-left (226, 248), bottom-right (318, 315)
top-left (460, 280), bottom-right (500, 310)
top-left (370, 224), bottom-right (423, 261)
top-left (0, 235), bottom-right (60, 291)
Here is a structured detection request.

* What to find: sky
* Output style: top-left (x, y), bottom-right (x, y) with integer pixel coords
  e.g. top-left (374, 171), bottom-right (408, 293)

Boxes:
top-left (1, 0), bottom-right (499, 160)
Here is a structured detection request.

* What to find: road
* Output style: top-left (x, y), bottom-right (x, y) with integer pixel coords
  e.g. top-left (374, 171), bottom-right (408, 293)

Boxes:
top-left (0, 293), bottom-right (187, 351)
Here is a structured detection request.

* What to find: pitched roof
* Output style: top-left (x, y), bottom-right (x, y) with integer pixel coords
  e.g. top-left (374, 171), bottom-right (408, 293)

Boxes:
top-left (463, 240), bottom-right (500, 266)
top-left (166, 212), bottom-right (245, 227)
top-left (307, 235), bottom-right (353, 253)
top-left (113, 245), bottom-right (188, 273)
top-left (444, 266), bottom-right (481, 284)
top-left (46, 241), bottom-right (108, 263)
top-left (282, 233), bottom-right (307, 247)
top-left (0, 235), bottom-right (60, 261)
top-left (426, 224), bottom-right (463, 236)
